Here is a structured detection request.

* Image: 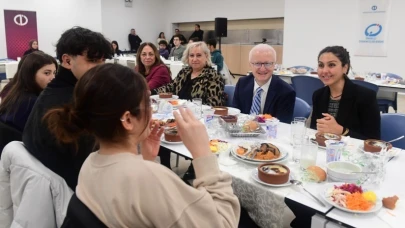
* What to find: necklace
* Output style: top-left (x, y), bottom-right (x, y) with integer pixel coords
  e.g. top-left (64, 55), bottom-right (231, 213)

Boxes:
top-left (330, 94), bottom-right (342, 99)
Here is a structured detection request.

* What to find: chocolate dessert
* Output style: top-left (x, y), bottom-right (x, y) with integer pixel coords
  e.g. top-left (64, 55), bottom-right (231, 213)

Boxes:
top-left (258, 163), bottom-right (290, 184)
top-left (159, 93), bottom-right (173, 98)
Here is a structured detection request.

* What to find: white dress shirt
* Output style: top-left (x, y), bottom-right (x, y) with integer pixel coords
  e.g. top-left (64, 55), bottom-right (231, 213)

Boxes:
top-left (253, 77), bottom-right (272, 114)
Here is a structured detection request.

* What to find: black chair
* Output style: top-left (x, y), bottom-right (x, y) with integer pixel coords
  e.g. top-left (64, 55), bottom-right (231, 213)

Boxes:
top-left (61, 194), bottom-right (107, 228)
top-left (0, 121), bottom-right (22, 157)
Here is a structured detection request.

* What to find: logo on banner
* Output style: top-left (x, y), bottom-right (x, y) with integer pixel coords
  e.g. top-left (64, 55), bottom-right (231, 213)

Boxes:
top-left (372, 5), bottom-right (377, 10)
top-left (14, 14), bottom-right (28, 26)
top-left (359, 23), bottom-right (384, 44)
top-left (365, 24), bottom-right (382, 37)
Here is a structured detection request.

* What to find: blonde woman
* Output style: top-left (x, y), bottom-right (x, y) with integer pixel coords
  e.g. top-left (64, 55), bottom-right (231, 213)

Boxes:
top-left (153, 41), bottom-right (224, 106)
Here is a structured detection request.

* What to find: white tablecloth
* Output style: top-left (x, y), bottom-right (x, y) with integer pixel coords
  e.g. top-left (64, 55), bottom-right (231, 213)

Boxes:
top-left (155, 113), bottom-right (404, 227)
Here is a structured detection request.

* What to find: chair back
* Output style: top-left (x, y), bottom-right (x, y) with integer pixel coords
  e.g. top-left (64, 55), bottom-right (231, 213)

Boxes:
top-left (291, 76), bottom-right (324, 106)
top-left (289, 66), bottom-right (314, 71)
top-left (386, 73), bottom-right (403, 80)
top-left (351, 80), bottom-right (379, 93)
top-left (1, 141), bottom-right (73, 227)
top-left (61, 193), bottom-right (108, 228)
top-left (220, 62), bottom-right (232, 85)
top-left (293, 97), bottom-right (311, 119)
top-left (381, 114), bottom-right (405, 149)
top-left (0, 121), bottom-right (22, 156)
top-left (224, 85), bottom-right (235, 107)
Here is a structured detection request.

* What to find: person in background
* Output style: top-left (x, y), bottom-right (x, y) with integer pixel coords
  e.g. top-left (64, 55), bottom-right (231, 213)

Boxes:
top-left (233, 44), bottom-right (296, 124)
top-left (111, 40), bottom-right (122, 56)
top-left (153, 42), bottom-right (224, 170)
top-left (128, 28), bottom-right (142, 52)
top-left (44, 64), bottom-right (240, 227)
top-left (206, 39), bottom-right (224, 73)
top-left (188, 37), bottom-right (199, 43)
top-left (23, 39), bottom-right (40, 56)
top-left (135, 42), bottom-right (171, 90)
top-left (157, 32), bottom-right (167, 46)
top-left (189, 24), bottom-right (204, 42)
top-left (310, 46), bottom-right (380, 140)
top-left (169, 35), bottom-right (186, 60)
top-left (158, 40), bottom-right (169, 60)
top-left (0, 52), bottom-right (57, 132)
top-left (169, 29), bottom-right (187, 47)
top-left (22, 26), bottom-right (113, 190)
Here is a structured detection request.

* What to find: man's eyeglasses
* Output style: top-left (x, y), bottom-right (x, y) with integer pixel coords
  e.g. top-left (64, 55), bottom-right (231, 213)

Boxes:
top-left (251, 62), bottom-right (275, 68)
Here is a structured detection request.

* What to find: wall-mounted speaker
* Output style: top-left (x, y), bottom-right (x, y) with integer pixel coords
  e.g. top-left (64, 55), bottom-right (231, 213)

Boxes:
top-left (215, 17), bottom-right (227, 37)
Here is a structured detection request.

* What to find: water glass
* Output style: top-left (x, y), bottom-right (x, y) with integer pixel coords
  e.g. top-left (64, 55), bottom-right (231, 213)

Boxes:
top-left (358, 149), bottom-right (388, 188)
top-left (325, 140), bottom-right (345, 163)
top-left (291, 134), bottom-right (305, 163)
top-left (192, 98), bottom-right (202, 118)
top-left (290, 120), bottom-right (306, 139)
top-left (300, 140), bottom-right (318, 170)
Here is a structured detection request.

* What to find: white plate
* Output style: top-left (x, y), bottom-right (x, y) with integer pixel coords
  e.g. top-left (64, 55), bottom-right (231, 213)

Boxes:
top-left (230, 142), bottom-right (288, 164)
top-left (150, 94), bottom-right (179, 100)
top-left (251, 168), bottom-right (292, 187)
top-left (161, 138), bottom-right (183, 145)
top-left (321, 182), bottom-right (383, 214)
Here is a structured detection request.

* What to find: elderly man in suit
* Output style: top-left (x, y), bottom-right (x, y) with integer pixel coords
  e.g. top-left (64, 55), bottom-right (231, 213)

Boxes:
top-left (233, 44), bottom-right (296, 123)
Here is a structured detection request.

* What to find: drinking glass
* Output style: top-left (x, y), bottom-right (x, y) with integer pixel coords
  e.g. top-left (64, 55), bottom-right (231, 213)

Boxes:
top-left (300, 140), bottom-right (318, 170)
top-left (192, 98), bottom-right (202, 118)
top-left (358, 147), bottom-right (388, 188)
top-left (291, 134), bottom-right (305, 163)
top-left (290, 120), bottom-right (306, 140)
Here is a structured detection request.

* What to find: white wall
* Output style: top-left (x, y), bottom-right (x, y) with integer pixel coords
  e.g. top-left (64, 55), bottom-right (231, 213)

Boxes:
top-left (0, 0), bottom-right (102, 58)
top-left (283, 0), bottom-right (405, 76)
top-left (163, 0), bottom-right (285, 36)
top-left (101, 0), bottom-right (166, 51)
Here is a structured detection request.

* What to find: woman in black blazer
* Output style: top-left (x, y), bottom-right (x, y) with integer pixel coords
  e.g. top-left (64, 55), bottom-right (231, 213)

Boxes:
top-left (310, 46), bottom-right (380, 140)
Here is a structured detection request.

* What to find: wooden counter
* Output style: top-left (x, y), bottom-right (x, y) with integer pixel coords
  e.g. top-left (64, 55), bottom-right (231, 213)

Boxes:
top-left (220, 44), bottom-right (283, 75)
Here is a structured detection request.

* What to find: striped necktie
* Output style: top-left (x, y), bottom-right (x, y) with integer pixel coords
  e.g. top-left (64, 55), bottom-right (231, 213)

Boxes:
top-left (250, 87), bottom-right (263, 115)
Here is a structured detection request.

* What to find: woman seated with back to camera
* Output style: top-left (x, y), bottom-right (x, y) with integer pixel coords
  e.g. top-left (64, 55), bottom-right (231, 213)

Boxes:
top-left (152, 41), bottom-right (224, 107)
top-left (310, 46), bottom-right (380, 140)
top-left (44, 64), bottom-right (240, 227)
top-left (135, 42), bottom-right (171, 90)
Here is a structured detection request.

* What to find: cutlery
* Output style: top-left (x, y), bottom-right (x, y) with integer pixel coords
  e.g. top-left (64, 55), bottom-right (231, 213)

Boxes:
top-left (351, 171), bottom-right (377, 174)
top-left (290, 180), bottom-right (326, 207)
top-left (388, 135), bottom-right (404, 143)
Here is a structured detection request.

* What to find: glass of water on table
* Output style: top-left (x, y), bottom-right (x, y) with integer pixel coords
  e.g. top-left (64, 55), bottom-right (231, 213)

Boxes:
top-left (192, 98), bottom-right (202, 118)
top-left (290, 118), bottom-right (307, 144)
top-left (300, 140), bottom-right (318, 170)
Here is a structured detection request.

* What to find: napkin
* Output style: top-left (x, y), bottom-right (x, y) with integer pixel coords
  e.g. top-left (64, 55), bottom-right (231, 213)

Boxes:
top-left (377, 195), bottom-right (404, 228)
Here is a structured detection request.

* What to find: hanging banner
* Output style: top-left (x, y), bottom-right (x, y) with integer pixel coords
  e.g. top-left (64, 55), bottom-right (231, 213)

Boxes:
top-left (4, 10), bottom-right (38, 60)
top-left (354, 0), bottom-right (391, 57)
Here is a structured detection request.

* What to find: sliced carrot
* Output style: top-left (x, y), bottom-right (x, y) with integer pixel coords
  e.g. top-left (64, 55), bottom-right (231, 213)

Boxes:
top-left (346, 192), bottom-right (373, 211)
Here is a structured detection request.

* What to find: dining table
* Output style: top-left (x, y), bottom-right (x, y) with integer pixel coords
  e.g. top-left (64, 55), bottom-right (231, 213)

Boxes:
top-left (153, 108), bottom-right (404, 228)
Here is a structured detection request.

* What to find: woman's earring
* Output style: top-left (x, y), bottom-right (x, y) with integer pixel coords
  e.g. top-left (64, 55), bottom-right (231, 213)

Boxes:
top-left (120, 118), bottom-right (125, 122)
